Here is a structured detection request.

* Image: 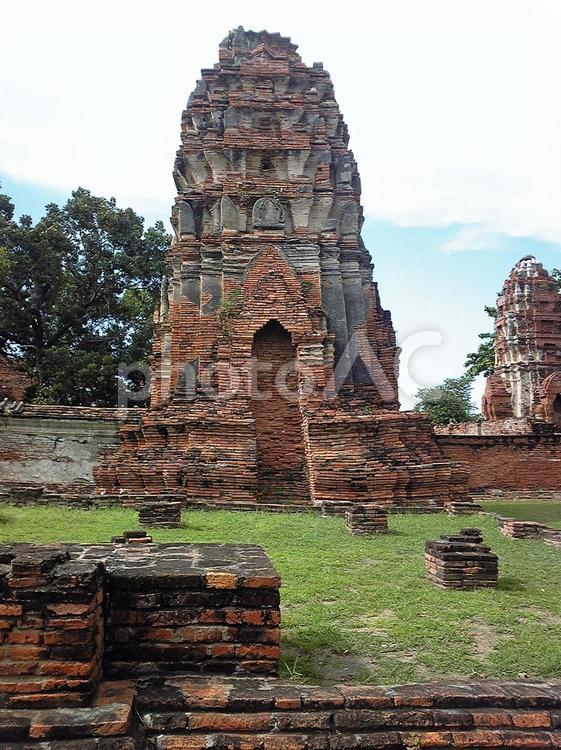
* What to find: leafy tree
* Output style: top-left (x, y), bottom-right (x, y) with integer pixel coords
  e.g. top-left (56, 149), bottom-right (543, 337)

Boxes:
top-left (464, 305), bottom-right (497, 379)
top-left (415, 375), bottom-right (477, 425)
top-left (0, 187), bottom-right (169, 405)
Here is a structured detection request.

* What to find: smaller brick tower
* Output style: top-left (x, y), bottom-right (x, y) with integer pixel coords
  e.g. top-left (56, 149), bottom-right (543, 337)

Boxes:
top-left (482, 256), bottom-right (561, 425)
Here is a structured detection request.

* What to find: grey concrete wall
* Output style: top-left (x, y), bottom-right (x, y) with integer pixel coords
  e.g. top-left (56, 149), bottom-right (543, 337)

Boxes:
top-left (0, 416), bottom-right (120, 492)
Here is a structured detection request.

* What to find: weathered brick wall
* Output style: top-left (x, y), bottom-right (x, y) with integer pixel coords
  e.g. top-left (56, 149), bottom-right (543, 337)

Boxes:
top-left (437, 434), bottom-right (561, 492)
top-left (435, 418), bottom-right (541, 436)
top-left (0, 357), bottom-right (34, 402)
top-left (0, 406), bottom-right (144, 498)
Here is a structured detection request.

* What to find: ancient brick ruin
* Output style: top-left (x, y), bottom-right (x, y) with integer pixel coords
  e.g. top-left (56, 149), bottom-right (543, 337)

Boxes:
top-left (0, 541), bottom-right (558, 749)
top-left (93, 28), bottom-right (469, 514)
top-left (346, 504), bottom-right (388, 535)
top-left (0, 541), bottom-right (281, 709)
top-left (137, 501), bottom-right (182, 528)
top-left (482, 256), bottom-right (561, 425)
top-left (0, 356), bottom-right (33, 403)
top-left (425, 528), bottom-right (499, 590)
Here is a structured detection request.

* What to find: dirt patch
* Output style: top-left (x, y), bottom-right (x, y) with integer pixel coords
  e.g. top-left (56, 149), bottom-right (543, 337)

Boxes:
top-left (469, 619), bottom-right (513, 662)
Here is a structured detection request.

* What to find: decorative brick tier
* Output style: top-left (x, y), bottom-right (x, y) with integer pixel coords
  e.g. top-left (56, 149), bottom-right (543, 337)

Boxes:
top-left (138, 501), bottom-right (182, 528)
top-left (346, 504), bottom-right (388, 535)
top-left (425, 528), bottom-right (499, 590)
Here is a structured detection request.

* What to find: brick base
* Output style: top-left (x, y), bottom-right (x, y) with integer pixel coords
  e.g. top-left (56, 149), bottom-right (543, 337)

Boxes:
top-left (425, 528), bottom-right (499, 589)
top-left (2, 675), bottom-right (560, 748)
top-left (346, 504), bottom-right (389, 535)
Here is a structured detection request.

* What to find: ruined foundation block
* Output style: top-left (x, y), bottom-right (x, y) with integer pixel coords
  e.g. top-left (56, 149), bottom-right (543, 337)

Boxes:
top-left (497, 516), bottom-right (543, 539)
top-left (138, 501), bottom-right (182, 528)
top-left (425, 528), bottom-right (498, 589)
top-left (346, 504), bottom-right (389, 535)
top-left (104, 543), bottom-right (281, 677)
top-left (0, 545), bottom-right (104, 709)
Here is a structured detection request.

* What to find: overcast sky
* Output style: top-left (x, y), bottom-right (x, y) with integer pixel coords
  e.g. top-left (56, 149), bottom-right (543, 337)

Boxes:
top-left (2, 0), bottom-right (561, 408)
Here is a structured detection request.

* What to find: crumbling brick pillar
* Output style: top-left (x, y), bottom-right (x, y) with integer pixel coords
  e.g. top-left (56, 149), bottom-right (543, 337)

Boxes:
top-left (0, 546), bottom-right (104, 708)
top-left (425, 528), bottom-right (498, 589)
top-left (346, 504), bottom-right (389, 535)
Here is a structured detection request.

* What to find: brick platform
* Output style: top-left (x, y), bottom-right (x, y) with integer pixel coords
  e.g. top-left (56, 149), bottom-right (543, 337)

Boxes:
top-left (425, 528), bottom-right (499, 589)
top-left (0, 540), bottom-right (281, 714)
top-left (138, 501), bottom-right (182, 528)
top-left (346, 504), bottom-right (388, 535)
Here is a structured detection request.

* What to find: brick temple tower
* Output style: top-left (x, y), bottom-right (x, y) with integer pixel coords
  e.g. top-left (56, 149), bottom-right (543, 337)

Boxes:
top-left (94, 28), bottom-right (468, 511)
top-left (482, 256), bottom-right (561, 425)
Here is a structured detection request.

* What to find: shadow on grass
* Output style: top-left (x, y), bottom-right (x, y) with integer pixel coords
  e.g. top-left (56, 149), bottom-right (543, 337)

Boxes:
top-left (498, 576), bottom-right (526, 592)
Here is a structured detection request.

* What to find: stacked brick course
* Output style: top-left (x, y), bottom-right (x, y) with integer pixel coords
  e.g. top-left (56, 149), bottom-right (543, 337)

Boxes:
top-left (138, 501), bottom-right (182, 528)
top-left (134, 675), bottom-right (561, 750)
top-left (425, 528), bottom-right (498, 589)
top-left (0, 545), bottom-right (104, 709)
top-left (93, 27), bottom-right (470, 514)
top-left (346, 504), bottom-right (388, 535)
top-left (103, 543), bottom-right (280, 677)
top-left (497, 517), bottom-right (543, 540)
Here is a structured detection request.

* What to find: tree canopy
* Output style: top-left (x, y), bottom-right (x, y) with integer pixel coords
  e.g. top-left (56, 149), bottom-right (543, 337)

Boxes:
top-left (0, 187), bottom-right (169, 406)
top-left (415, 375), bottom-right (477, 425)
top-left (464, 305), bottom-right (497, 379)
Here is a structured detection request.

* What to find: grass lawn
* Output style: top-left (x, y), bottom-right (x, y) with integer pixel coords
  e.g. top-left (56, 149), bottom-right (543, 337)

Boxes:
top-left (0, 504), bottom-right (560, 686)
top-left (481, 500), bottom-right (561, 529)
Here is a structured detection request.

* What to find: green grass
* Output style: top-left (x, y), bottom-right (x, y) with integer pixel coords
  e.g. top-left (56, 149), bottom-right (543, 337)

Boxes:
top-left (1, 504), bottom-right (561, 685)
top-left (481, 501), bottom-right (561, 529)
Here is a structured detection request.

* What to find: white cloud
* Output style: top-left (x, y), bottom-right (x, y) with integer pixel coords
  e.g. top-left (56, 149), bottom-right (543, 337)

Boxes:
top-left (440, 225), bottom-right (504, 254)
top-left (1, 0), bottom-right (561, 238)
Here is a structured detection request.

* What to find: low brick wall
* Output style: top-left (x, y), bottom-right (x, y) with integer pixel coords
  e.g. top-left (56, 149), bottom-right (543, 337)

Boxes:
top-left (2, 675), bottom-right (561, 748)
top-left (135, 675), bottom-right (561, 749)
top-left (437, 433), bottom-right (561, 493)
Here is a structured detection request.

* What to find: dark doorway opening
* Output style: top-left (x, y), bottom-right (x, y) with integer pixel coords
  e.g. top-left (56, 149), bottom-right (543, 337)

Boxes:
top-left (251, 320), bottom-right (310, 506)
